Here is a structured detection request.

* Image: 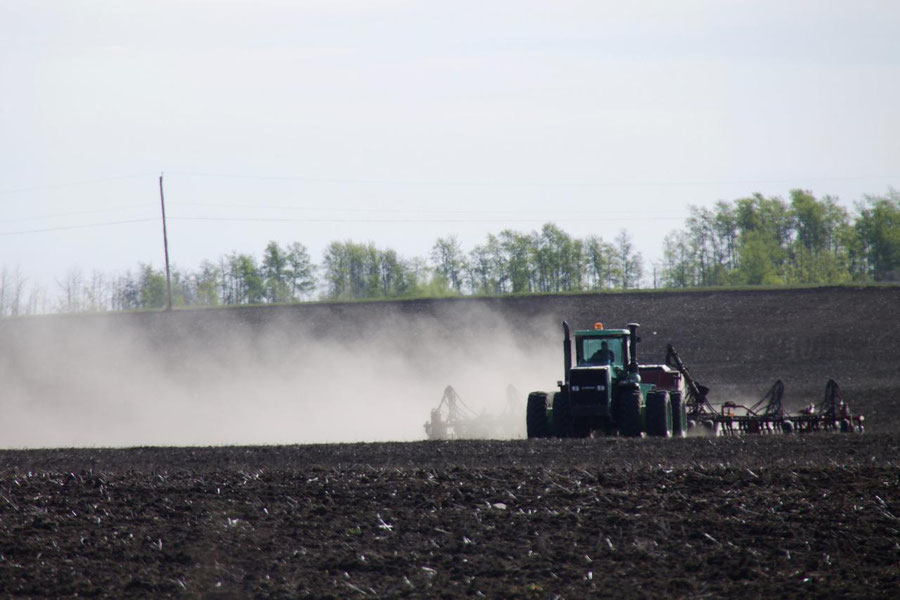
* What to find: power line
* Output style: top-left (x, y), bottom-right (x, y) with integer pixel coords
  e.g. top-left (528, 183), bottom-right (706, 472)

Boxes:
top-left (0, 173), bottom-right (153, 195)
top-left (2, 169), bottom-right (890, 234)
top-left (2, 200), bottom-right (687, 225)
top-left (1, 170), bottom-right (894, 196)
top-left (0, 203), bottom-right (157, 224)
top-left (167, 215), bottom-right (684, 224)
top-left (170, 201), bottom-right (687, 217)
top-left (166, 169), bottom-right (898, 188)
top-left (0, 218), bottom-right (158, 237)
top-left (0, 213), bottom-right (685, 237)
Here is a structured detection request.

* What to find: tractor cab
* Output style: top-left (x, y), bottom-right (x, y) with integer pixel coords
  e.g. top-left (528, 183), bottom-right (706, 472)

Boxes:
top-left (566, 322), bottom-right (641, 386)
top-left (545, 322), bottom-right (642, 435)
top-left (574, 323), bottom-right (628, 373)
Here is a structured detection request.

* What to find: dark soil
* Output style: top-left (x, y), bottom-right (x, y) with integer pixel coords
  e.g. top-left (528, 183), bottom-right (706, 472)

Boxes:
top-left (1, 286), bottom-right (899, 597)
top-left (1, 437), bottom-right (898, 598)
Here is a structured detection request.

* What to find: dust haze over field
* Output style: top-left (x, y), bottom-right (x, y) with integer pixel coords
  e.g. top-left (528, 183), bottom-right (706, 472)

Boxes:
top-left (0, 304), bottom-right (560, 448)
top-left (2, 286), bottom-right (899, 447)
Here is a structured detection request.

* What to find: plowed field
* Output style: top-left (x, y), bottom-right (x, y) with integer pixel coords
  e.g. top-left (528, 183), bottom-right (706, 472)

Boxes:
top-left (1, 437), bottom-right (898, 598)
top-left (1, 286), bottom-right (898, 598)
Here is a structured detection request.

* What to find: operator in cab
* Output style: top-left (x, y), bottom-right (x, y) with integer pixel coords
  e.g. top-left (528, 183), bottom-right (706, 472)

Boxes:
top-left (590, 341), bottom-right (615, 365)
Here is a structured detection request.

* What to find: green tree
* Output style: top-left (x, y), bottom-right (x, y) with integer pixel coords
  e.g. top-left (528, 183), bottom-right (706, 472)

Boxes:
top-left (683, 203), bottom-right (737, 285)
top-left (732, 194), bottom-right (792, 283)
top-left (322, 241), bottom-right (350, 299)
top-left (430, 236), bottom-right (466, 294)
top-left (499, 230), bottom-right (534, 293)
top-left (404, 256), bottom-right (429, 295)
top-left (660, 231), bottom-right (698, 288)
top-left (532, 224), bottom-right (583, 292)
top-left (358, 243), bottom-right (382, 298)
top-left (666, 191), bottom-right (861, 287)
top-left (224, 253), bottom-right (264, 304)
top-left (467, 234), bottom-right (506, 294)
top-left (322, 241), bottom-right (412, 300)
top-left (261, 241), bottom-right (291, 303)
top-left (137, 264), bottom-right (167, 308)
top-left (537, 223), bottom-right (584, 292)
top-left (285, 242), bottom-right (316, 299)
top-left (734, 231), bottom-right (783, 285)
top-left (194, 260), bottom-right (221, 306)
top-left (854, 191), bottom-right (900, 281)
top-left (614, 229), bottom-right (643, 289)
top-left (791, 190), bottom-right (829, 253)
top-left (168, 267), bottom-right (190, 307)
top-left (379, 248), bottom-right (415, 297)
top-left (786, 189), bottom-right (853, 284)
top-left (584, 235), bottom-right (616, 289)
top-left (787, 245), bottom-right (851, 284)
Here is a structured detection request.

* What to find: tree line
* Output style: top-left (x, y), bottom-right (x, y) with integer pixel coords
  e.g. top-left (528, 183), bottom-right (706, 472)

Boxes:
top-left (659, 189), bottom-right (899, 287)
top-left (1, 189), bottom-right (897, 315)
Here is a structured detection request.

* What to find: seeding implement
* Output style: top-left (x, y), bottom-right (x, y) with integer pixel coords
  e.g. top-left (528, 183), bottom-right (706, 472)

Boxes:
top-left (425, 385), bottom-right (521, 440)
top-left (526, 321), bottom-right (864, 438)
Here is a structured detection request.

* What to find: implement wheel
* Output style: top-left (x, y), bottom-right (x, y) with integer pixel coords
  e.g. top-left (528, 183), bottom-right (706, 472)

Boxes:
top-left (646, 390), bottom-right (673, 437)
top-left (526, 392), bottom-right (549, 438)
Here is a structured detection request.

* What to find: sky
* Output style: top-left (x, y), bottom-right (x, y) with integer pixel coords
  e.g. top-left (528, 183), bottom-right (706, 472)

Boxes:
top-left (2, 0), bottom-right (898, 296)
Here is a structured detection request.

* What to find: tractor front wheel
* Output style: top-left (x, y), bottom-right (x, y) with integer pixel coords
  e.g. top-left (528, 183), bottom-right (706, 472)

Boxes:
top-left (618, 387), bottom-right (643, 437)
top-left (526, 392), bottom-right (549, 438)
top-left (552, 392), bottom-right (573, 438)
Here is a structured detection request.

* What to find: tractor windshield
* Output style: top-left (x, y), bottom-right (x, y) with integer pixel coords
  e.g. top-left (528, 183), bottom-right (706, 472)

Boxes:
top-left (581, 337), bottom-right (625, 369)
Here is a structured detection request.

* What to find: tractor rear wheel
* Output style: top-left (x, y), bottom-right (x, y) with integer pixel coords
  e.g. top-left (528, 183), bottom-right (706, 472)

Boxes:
top-left (670, 391), bottom-right (685, 437)
top-left (646, 390), bottom-right (672, 437)
top-left (618, 387), bottom-right (643, 437)
top-left (526, 392), bottom-right (549, 438)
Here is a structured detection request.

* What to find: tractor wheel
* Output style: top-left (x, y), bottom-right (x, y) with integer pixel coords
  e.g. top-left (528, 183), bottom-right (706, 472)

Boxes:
top-left (526, 392), bottom-right (549, 439)
top-left (646, 390), bottom-right (673, 437)
top-left (618, 387), bottom-right (643, 437)
top-left (670, 391), bottom-right (685, 437)
top-left (552, 392), bottom-right (573, 438)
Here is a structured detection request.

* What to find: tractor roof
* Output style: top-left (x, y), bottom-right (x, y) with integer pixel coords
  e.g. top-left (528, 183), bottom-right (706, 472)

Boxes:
top-left (574, 328), bottom-right (630, 337)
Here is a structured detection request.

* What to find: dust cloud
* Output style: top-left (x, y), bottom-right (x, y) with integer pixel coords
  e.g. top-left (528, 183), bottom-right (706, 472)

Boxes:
top-left (0, 304), bottom-right (563, 448)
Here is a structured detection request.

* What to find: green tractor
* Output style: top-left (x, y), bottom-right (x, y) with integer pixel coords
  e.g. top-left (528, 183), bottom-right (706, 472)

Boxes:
top-left (527, 321), bottom-right (688, 438)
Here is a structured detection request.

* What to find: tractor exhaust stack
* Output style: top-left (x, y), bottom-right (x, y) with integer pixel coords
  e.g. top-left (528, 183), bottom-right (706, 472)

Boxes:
top-left (627, 322), bottom-right (640, 377)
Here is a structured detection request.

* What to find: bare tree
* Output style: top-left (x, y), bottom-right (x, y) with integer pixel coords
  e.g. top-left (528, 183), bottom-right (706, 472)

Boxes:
top-left (56, 268), bottom-right (85, 313)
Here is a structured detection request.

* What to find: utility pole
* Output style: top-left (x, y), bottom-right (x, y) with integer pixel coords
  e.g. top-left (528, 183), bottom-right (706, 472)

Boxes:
top-left (159, 173), bottom-right (173, 311)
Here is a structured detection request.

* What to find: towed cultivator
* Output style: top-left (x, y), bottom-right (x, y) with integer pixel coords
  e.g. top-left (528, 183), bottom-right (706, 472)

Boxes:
top-left (425, 385), bottom-right (521, 440)
top-left (526, 322), bottom-right (864, 439)
top-left (667, 346), bottom-right (865, 435)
